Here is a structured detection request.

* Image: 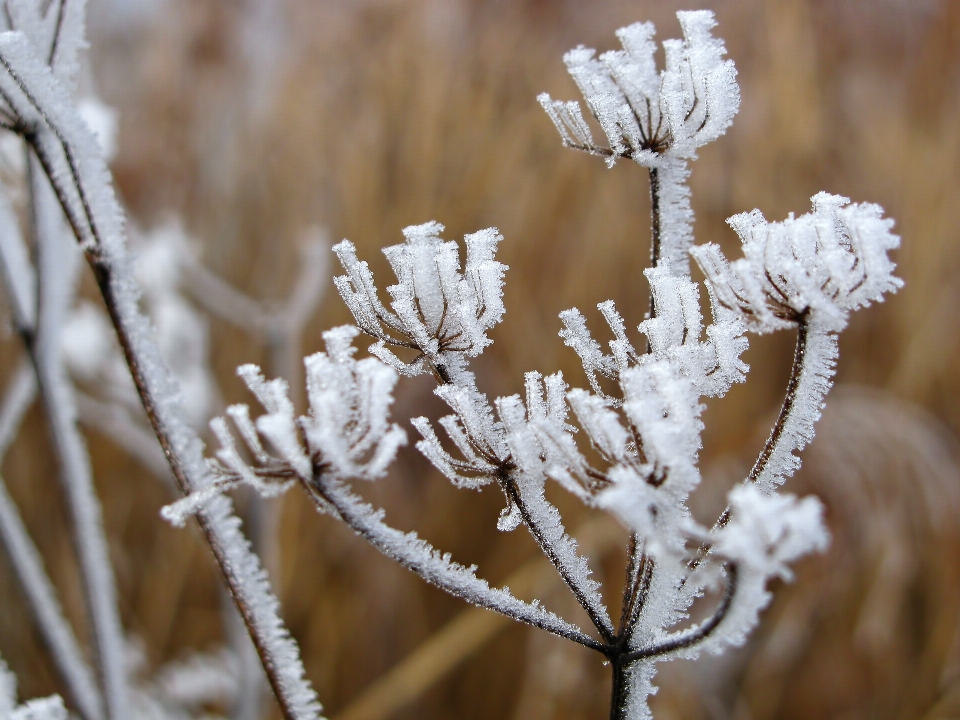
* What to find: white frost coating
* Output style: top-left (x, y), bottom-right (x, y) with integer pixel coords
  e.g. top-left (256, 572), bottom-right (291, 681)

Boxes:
top-left (0, 31), bottom-right (322, 720)
top-left (752, 319), bottom-right (839, 490)
top-left (164, 326), bottom-right (407, 524)
top-left (29, 154), bottom-right (129, 720)
top-left (540, 12), bottom-right (739, 273)
top-left (77, 98), bottom-right (118, 162)
top-left (0, 654), bottom-right (69, 720)
top-left (539, 11), bottom-right (738, 164)
top-left (333, 223), bottom-right (506, 386)
top-left (692, 193), bottom-right (902, 334)
top-left (0, 473), bottom-right (104, 720)
top-left (686, 486), bottom-right (829, 656)
top-left (412, 371), bottom-right (611, 635)
top-left (652, 156), bottom-right (694, 274)
top-left (199, 495), bottom-right (325, 719)
top-left (313, 474), bottom-right (595, 646)
top-left (2, 0), bottom-right (87, 93)
top-left (496, 391), bottom-right (612, 634)
top-left (714, 485), bottom-right (828, 581)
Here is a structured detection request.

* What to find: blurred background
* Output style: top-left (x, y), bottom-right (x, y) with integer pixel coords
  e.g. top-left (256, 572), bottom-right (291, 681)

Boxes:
top-left (2, 0), bottom-right (960, 718)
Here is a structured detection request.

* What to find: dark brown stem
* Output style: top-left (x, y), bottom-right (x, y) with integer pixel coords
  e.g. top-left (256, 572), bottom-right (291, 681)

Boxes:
top-left (615, 165), bottom-right (665, 640)
top-left (500, 473), bottom-right (616, 642)
top-left (689, 314), bottom-right (812, 574)
top-left (747, 310), bottom-right (809, 484)
top-left (94, 277), bottom-right (304, 720)
top-left (608, 656), bottom-right (632, 720)
top-left (649, 167), bottom-right (662, 275)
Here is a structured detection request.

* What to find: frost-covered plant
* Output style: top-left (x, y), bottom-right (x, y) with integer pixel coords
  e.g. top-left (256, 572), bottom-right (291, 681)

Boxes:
top-left (0, 5), bottom-right (902, 720)
top-left (0, 2), bottom-right (322, 719)
top-left (162, 11), bottom-right (900, 719)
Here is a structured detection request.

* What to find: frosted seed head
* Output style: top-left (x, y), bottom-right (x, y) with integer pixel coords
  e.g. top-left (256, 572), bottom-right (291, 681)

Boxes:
top-left (714, 485), bottom-right (829, 580)
top-left (336, 224), bottom-right (507, 386)
top-left (703, 195), bottom-right (902, 332)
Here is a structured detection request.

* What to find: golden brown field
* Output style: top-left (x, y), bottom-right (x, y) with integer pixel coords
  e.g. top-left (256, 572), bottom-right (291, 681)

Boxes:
top-left (2, 1), bottom-right (960, 718)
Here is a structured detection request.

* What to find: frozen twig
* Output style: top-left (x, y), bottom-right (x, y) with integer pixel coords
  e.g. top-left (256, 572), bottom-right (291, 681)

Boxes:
top-left (0, 474), bottom-right (105, 720)
top-left (0, 363), bottom-right (103, 720)
top-left (26, 154), bottom-right (129, 720)
top-left (0, 28), bottom-right (322, 720)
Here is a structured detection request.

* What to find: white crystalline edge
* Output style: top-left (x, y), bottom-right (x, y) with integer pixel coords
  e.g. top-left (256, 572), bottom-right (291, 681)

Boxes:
top-left (0, 473), bottom-right (104, 720)
top-left (1, 651), bottom-right (69, 720)
top-left (317, 475), bottom-right (592, 644)
top-left (652, 155), bottom-right (694, 275)
top-left (497, 393), bottom-right (612, 632)
top-left (335, 226), bottom-right (507, 384)
top-left (0, 32), bottom-right (323, 719)
top-left (542, 11), bottom-right (739, 164)
top-left (700, 195), bottom-right (902, 333)
top-left (753, 319), bottom-right (839, 491)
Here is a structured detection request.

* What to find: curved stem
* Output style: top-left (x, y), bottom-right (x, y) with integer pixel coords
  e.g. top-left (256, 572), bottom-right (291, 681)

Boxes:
top-left (621, 564), bottom-right (737, 663)
top-left (747, 311), bottom-right (809, 484)
top-left (696, 314), bottom-right (811, 545)
top-left (303, 472), bottom-right (606, 652)
top-left (502, 476), bottom-right (615, 642)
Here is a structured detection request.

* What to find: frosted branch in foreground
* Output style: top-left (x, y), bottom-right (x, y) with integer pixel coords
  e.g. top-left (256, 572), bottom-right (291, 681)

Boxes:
top-left (692, 193), bottom-right (902, 489)
top-left (163, 325), bottom-right (407, 524)
top-left (169, 331), bottom-right (602, 649)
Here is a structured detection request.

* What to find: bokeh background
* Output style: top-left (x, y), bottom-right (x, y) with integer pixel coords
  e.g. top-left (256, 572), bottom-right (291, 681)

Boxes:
top-left (2, 0), bottom-right (960, 718)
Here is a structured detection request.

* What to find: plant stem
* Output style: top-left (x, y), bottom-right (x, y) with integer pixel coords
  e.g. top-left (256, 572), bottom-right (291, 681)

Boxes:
top-left (617, 165), bottom-right (664, 639)
top-left (747, 310), bottom-right (809, 483)
top-left (303, 472), bottom-right (605, 651)
top-left (649, 167), bottom-right (662, 275)
top-left (608, 656), bottom-right (632, 720)
top-left (502, 475), bottom-right (615, 641)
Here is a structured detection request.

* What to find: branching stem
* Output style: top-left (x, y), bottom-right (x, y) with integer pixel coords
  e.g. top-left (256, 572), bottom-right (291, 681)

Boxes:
top-left (500, 471), bottom-right (615, 642)
top-left (302, 471), bottom-right (606, 652)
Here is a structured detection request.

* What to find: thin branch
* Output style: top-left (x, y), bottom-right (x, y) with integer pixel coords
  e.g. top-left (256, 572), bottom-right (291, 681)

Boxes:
top-left (0, 35), bottom-right (321, 719)
top-left (0, 359), bottom-right (104, 720)
top-left (0, 472), bottom-right (105, 720)
top-left (181, 259), bottom-right (270, 331)
top-left (334, 514), bottom-right (623, 720)
top-left (27, 154), bottom-right (129, 720)
top-left (747, 310), bottom-right (809, 484)
top-left (0, 359), bottom-right (35, 459)
top-left (690, 312), bottom-right (811, 569)
top-left (503, 474), bottom-right (615, 642)
top-left (74, 392), bottom-right (173, 485)
top-left (622, 564), bottom-right (738, 662)
top-left (303, 471), bottom-right (605, 652)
